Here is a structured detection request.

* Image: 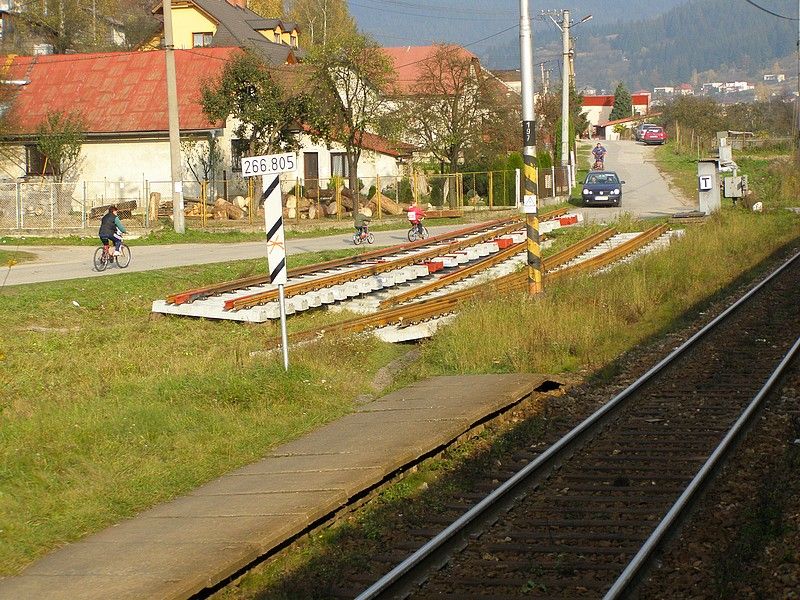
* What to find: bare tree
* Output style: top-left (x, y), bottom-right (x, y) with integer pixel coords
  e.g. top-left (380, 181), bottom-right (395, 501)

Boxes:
top-left (397, 45), bottom-right (508, 175)
top-left (307, 31), bottom-right (395, 204)
top-left (287, 0), bottom-right (355, 48)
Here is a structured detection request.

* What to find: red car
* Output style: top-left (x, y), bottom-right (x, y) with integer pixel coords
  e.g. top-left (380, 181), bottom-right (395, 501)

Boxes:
top-left (642, 126), bottom-right (667, 145)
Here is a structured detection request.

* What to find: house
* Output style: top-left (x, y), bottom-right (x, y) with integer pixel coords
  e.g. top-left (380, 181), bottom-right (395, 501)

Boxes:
top-left (0, 48), bottom-right (416, 217)
top-left (580, 92), bottom-right (651, 130)
top-left (763, 73), bottom-right (785, 83)
top-left (595, 113), bottom-right (662, 141)
top-left (677, 83), bottom-right (694, 96)
top-left (144, 0), bottom-right (302, 65)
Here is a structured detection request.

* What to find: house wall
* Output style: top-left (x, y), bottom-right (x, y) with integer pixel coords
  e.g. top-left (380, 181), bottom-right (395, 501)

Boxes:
top-left (172, 5), bottom-right (218, 49)
top-left (581, 105), bottom-right (612, 126)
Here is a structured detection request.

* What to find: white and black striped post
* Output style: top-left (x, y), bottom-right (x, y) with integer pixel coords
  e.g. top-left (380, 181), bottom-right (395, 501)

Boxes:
top-left (262, 173), bottom-right (289, 370)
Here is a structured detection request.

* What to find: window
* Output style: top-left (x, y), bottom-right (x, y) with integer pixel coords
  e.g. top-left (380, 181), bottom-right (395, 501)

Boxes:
top-left (231, 139), bottom-right (249, 172)
top-left (273, 32), bottom-right (281, 43)
top-left (26, 146), bottom-right (56, 176)
top-left (290, 34), bottom-right (298, 48)
top-left (330, 153), bottom-right (349, 178)
top-left (193, 32), bottom-right (213, 48)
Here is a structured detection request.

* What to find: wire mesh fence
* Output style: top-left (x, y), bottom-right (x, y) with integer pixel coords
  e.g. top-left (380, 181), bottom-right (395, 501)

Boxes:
top-left (0, 168), bottom-right (573, 233)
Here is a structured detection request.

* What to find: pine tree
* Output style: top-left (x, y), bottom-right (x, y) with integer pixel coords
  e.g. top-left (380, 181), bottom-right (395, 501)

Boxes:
top-left (609, 82), bottom-right (631, 121)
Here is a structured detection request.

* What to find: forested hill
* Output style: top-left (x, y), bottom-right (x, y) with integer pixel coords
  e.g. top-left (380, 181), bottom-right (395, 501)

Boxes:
top-left (604, 0), bottom-right (797, 86)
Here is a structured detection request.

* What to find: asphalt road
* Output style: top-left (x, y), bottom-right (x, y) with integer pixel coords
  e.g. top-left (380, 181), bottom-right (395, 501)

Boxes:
top-left (0, 225), bottom-right (466, 287)
top-left (2, 140), bottom-right (692, 287)
top-left (576, 139), bottom-right (694, 222)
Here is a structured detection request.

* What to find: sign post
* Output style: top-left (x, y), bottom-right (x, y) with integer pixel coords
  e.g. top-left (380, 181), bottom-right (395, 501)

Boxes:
top-left (242, 152), bottom-right (297, 370)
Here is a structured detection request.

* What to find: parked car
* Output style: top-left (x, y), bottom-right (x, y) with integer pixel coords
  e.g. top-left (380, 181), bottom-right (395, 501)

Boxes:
top-left (634, 123), bottom-right (658, 141)
top-left (642, 126), bottom-right (667, 145)
top-left (582, 171), bottom-right (624, 207)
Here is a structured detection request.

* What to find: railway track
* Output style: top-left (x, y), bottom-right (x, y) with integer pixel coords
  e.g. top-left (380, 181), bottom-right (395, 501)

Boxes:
top-left (261, 223), bottom-right (671, 348)
top-left (152, 213), bottom-right (565, 321)
top-left (347, 250), bottom-right (800, 599)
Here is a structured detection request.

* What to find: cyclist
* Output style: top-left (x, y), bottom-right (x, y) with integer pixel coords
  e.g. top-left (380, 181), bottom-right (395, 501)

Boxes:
top-left (592, 142), bottom-right (607, 170)
top-left (98, 205), bottom-right (127, 256)
top-left (354, 209), bottom-right (371, 240)
top-left (407, 201), bottom-right (426, 237)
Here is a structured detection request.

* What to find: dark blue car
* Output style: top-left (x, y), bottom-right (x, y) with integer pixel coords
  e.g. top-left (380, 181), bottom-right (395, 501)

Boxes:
top-left (582, 171), bottom-right (624, 207)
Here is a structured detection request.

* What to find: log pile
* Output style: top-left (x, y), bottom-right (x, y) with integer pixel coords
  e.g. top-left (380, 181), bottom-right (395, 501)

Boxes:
top-left (89, 200), bottom-right (137, 220)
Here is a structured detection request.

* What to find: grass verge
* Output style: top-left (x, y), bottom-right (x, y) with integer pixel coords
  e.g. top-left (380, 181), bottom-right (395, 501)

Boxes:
top-left (0, 149), bottom-right (797, 577)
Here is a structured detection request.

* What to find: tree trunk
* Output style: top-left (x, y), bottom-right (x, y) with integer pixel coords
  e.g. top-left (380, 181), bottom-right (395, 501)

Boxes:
top-left (348, 150), bottom-right (360, 211)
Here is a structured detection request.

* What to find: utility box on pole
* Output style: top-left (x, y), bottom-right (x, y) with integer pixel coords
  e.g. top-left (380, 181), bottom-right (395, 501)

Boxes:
top-left (698, 159), bottom-right (721, 214)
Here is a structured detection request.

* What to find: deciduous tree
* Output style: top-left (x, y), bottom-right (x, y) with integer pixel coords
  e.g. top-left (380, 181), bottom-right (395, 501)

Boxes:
top-left (36, 110), bottom-right (85, 183)
top-left (397, 45), bottom-right (510, 178)
top-left (201, 49), bottom-right (310, 157)
top-left (287, 0), bottom-right (355, 48)
top-left (306, 32), bottom-right (395, 203)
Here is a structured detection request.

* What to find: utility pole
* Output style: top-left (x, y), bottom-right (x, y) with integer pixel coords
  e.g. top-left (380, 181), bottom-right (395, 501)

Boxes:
top-left (520, 0), bottom-right (542, 295)
top-left (560, 9), bottom-right (570, 172)
top-left (163, 0), bottom-right (185, 233)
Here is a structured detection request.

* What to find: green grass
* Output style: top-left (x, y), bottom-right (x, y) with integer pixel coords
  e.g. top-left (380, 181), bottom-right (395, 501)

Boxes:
top-left (0, 249), bottom-right (36, 266)
top-left (0, 149), bottom-right (798, 577)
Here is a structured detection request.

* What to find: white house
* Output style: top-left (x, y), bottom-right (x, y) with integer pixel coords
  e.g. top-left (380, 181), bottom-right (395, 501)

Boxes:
top-left (0, 47), bottom-right (414, 221)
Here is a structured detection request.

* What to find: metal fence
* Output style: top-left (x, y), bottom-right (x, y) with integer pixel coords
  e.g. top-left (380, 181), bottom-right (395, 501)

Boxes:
top-left (0, 168), bottom-right (570, 233)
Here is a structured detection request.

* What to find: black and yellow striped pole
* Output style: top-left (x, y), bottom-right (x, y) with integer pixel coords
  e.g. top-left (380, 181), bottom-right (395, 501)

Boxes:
top-left (520, 0), bottom-right (543, 295)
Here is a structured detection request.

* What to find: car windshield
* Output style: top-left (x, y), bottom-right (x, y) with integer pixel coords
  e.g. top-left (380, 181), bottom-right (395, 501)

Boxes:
top-left (586, 173), bottom-right (619, 184)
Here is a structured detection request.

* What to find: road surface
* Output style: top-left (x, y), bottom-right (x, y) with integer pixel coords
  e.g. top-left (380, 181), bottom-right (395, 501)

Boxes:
top-left (576, 139), bottom-right (693, 221)
top-left (2, 140), bottom-right (691, 287)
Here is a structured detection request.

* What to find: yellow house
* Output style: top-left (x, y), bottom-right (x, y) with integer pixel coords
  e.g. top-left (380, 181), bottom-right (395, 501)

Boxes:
top-left (145, 0), bottom-right (302, 65)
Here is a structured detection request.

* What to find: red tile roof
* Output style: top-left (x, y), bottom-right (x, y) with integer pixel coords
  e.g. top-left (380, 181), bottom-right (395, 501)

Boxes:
top-left (2, 48), bottom-right (241, 135)
top-left (381, 45), bottom-right (479, 95)
top-left (582, 93), bottom-right (651, 108)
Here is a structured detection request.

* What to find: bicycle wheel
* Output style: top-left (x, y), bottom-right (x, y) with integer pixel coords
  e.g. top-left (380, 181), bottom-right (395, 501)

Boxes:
top-left (116, 244), bottom-right (131, 268)
top-left (407, 228), bottom-right (417, 242)
top-left (353, 233), bottom-right (362, 245)
top-left (366, 233), bottom-right (374, 244)
top-left (420, 226), bottom-right (429, 240)
top-left (93, 247), bottom-right (108, 271)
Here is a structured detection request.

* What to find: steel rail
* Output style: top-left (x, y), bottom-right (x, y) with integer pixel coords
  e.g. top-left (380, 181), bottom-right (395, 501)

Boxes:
top-left (166, 212), bottom-right (567, 305)
top-left (222, 220), bottom-right (541, 311)
top-left (353, 248), bottom-right (800, 600)
top-left (379, 227), bottom-right (618, 309)
top-left (604, 333), bottom-right (800, 599)
top-left (265, 226), bottom-right (662, 351)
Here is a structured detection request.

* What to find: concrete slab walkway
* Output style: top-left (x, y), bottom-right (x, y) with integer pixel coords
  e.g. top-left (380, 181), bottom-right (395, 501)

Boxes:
top-left (0, 373), bottom-right (554, 600)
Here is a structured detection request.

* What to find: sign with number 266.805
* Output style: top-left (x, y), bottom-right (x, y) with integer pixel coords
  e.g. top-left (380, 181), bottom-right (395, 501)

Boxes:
top-left (241, 153), bottom-right (297, 178)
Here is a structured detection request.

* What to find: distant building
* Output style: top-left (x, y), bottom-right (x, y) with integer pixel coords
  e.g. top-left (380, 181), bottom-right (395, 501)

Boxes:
top-left (677, 83), bottom-right (694, 96)
top-left (763, 73), bottom-right (785, 83)
top-left (581, 93), bottom-right (651, 127)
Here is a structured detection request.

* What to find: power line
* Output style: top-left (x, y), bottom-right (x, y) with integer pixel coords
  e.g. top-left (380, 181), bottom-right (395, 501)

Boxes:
top-left (351, 0), bottom-right (518, 18)
top-left (742, 0), bottom-right (798, 20)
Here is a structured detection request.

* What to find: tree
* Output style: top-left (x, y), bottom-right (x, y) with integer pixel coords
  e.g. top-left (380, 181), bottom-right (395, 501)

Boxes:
top-left (36, 110), bottom-right (85, 183)
top-left (249, 0), bottom-right (285, 19)
top-left (307, 32), bottom-right (395, 204)
top-left (398, 45), bottom-right (510, 179)
top-left (201, 49), bottom-right (310, 157)
top-left (609, 82), bottom-right (632, 121)
top-left (287, 0), bottom-right (355, 48)
top-left (181, 137), bottom-right (223, 185)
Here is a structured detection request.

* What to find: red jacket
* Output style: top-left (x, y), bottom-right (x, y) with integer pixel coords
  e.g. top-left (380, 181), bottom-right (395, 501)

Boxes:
top-left (407, 205), bottom-right (425, 223)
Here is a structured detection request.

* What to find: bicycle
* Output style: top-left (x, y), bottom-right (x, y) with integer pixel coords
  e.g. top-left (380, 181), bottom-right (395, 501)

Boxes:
top-left (407, 221), bottom-right (429, 242)
top-left (93, 240), bottom-right (131, 271)
top-left (352, 226), bottom-right (374, 245)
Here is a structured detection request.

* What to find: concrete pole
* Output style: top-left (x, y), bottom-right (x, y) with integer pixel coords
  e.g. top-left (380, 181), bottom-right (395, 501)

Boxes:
top-left (520, 0), bottom-right (542, 295)
top-left (560, 10), bottom-right (570, 169)
top-left (163, 0), bottom-right (185, 233)
top-left (796, 0), bottom-right (800, 164)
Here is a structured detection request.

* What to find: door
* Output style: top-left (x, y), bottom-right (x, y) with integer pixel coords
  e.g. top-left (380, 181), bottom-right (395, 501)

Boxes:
top-left (304, 152), bottom-right (319, 192)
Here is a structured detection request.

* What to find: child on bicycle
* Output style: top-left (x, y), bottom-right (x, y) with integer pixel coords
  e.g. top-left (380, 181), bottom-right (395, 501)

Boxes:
top-left (354, 209), bottom-right (371, 239)
top-left (98, 205), bottom-right (127, 256)
top-left (407, 201), bottom-right (426, 236)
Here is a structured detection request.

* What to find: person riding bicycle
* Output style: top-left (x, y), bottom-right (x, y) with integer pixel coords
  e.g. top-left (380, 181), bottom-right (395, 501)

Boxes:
top-left (98, 205), bottom-right (127, 256)
top-left (592, 142), bottom-right (607, 169)
top-left (407, 201), bottom-right (426, 236)
top-left (354, 210), bottom-right (371, 239)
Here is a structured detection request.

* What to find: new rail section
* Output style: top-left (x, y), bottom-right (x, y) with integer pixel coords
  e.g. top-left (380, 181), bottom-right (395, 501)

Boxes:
top-left (354, 250), bottom-right (800, 599)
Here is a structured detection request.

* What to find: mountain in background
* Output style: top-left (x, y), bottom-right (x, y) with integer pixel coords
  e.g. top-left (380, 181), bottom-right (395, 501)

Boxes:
top-left (481, 0), bottom-right (797, 91)
top-left (348, 0), bottom-right (686, 56)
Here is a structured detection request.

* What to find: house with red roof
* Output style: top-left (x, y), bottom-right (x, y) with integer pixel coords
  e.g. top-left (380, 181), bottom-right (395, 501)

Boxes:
top-left (581, 93), bottom-right (651, 128)
top-left (0, 47), bottom-right (415, 216)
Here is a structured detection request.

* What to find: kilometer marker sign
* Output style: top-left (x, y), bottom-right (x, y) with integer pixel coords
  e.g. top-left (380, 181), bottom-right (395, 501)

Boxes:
top-left (244, 152), bottom-right (297, 370)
